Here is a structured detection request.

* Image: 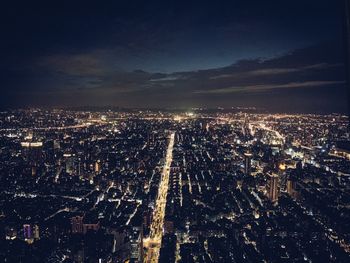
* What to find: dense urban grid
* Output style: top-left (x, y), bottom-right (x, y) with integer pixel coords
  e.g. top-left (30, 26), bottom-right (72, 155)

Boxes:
top-left (0, 109), bottom-right (349, 263)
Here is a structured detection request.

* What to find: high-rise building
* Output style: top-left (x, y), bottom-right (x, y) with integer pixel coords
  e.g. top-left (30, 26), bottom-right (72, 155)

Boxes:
top-left (21, 142), bottom-right (43, 175)
top-left (287, 175), bottom-right (298, 199)
top-left (287, 180), bottom-right (296, 197)
top-left (21, 142), bottom-right (43, 165)
top-left (242, 113), bottom-right (249, 137)
top-left (64, 154), bottom-right (77, 175)
top-left (111, 229), bottom-right (129, 262)
top-left (23, 224), bottom-right (32, 240)
top-left (95, 160), bottom-right (101, 173)
top-left (244, 152), bottom-right (252, 176)
top-left (278, 163), bottom-right (287, 191)
top-left (33, 225), bottom-right (40, 240)
top-left (129, 226), bottom-right (143, 263)
top-left (267, 172), bottom-right (279, 203)
top-left (43, 140), bottom-right (55, 164)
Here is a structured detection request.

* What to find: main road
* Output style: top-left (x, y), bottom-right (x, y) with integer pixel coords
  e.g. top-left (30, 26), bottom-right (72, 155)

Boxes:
top-left (144, 132), bottom-right (175, 263)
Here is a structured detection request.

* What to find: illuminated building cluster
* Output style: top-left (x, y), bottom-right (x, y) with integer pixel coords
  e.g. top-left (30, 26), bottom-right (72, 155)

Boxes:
top-left (0, 109), bottom-right (349, 262)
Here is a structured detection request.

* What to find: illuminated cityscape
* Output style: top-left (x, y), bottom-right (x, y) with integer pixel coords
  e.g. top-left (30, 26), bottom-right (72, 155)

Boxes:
top-left (1, 0), bottom-right (350, 262)
top-left (0, 109), bottom-right (349, 262)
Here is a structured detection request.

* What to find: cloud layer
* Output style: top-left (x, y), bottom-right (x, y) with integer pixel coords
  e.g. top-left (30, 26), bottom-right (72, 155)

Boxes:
top-left (1, 42), bottom-right (347, 113)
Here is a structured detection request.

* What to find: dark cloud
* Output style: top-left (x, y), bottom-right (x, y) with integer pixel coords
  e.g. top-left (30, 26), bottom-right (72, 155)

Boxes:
top-left (0, 1), bottom-right (346, 112)
top-left (1, 42), bottom-right (346, 113)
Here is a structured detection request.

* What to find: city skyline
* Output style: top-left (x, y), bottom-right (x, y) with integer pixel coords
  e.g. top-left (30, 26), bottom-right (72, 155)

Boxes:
top-left (1, 1), bottom-right (350, 263)
top-left (0, 109), bottom-right (349, 262)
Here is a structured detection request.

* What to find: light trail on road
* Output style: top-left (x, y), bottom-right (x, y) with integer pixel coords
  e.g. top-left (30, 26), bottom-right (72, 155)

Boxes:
top-left (144, 132), bottom-right (175, 263)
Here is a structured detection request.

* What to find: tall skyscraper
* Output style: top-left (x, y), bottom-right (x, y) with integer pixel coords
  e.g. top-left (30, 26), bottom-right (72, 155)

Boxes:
top-left (267, 173), bottom-right (279, 203)
top-left (21, 142), bottom-right (43, 165)
top-left (278, 163), bottom-right (287, 191)
top-left (244, 152), bottom-right (252, 176)
top-left (43, 140), bottom-right (55, 164)
top-left (23, 224), bottom-right (32, 240)
top-left (242, 113), bottom-right (247, 135)
top-left (21, 142), bottom-right (43, 175)
top-left (129, 226), bottom-right (143, 263)
top-left (287, 179), bottom-right (297, 198)
top-left (33, 225), bottom-right (40, 240)
top-left (95, 160), bottom-right (101, 174)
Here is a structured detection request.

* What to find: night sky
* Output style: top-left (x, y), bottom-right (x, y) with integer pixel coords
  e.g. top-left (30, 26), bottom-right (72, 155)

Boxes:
top-left (0, 0), bottom-right (347, 112)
